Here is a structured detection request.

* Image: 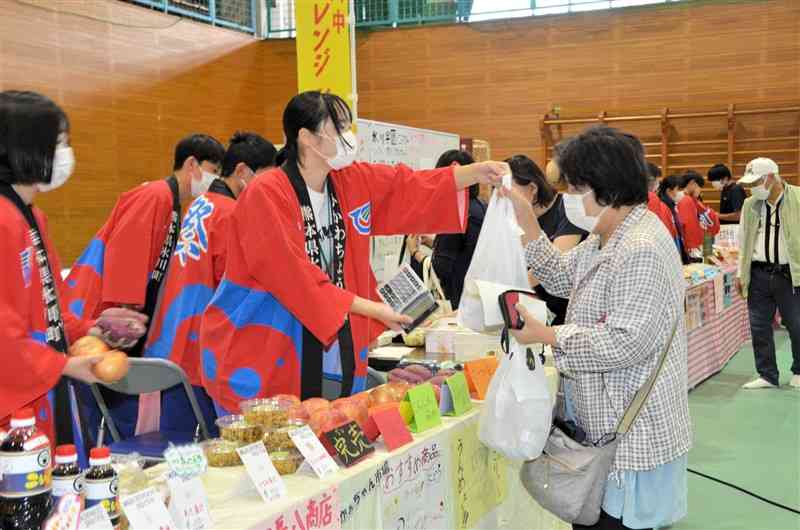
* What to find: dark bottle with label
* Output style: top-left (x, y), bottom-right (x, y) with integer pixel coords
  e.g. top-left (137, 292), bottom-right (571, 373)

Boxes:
top-left (51, 444), bottom-right (83, 508)
top-left (84, 447), bottom-right (120, 527)
top-left (0, 408), bottom-right (53, 530)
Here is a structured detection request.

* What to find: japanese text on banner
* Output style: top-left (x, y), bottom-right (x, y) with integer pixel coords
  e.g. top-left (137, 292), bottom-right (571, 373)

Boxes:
top-left (296, 0), bottom-right (353, 107)
top-left (249, 487), bottom-right (340, 530)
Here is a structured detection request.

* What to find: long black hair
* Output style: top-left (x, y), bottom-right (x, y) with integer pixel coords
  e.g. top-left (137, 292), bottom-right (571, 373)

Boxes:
top-left (436, 149), bottom-right (479, 200)
top-left (506, 154), bottom-right (554, 207)
top-left (0, 90), bottom-right (68, 185)
top-left (279, 91), bottom-right (353, 167)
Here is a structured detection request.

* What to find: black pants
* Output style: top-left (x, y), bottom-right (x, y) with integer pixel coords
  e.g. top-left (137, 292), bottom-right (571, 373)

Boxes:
top-left (573, 511), bottom-right (651, 530)
top-left (747, 264), bottom-right (800, 386)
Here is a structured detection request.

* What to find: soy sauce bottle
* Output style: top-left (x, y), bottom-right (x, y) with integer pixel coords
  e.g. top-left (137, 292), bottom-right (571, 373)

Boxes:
top-left (0, 408), bottom-right (53, 530)
top-left (52, 444), bottom-right (83, 507)
top-left (84, 447), bottom-right (120, 528)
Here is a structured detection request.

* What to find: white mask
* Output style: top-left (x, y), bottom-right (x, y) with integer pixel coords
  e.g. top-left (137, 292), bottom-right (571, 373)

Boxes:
top-left (318, 130), bottom-right (358, 170)
top-left (711, 181), bottom-right (723, 190)
top-left (675, 191), bottom-right (686, 203)
top-left (563, 190), bottom-right (607, 233)
top-left (751, 180), bottom-right (772, 201)
top-left (37, 145), bottom-right (75, 192)
top-left (191, 169), bottom-right (217, 198)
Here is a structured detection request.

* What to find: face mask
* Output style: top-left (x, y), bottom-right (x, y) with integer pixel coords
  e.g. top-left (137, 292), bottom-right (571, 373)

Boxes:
top-left (751, 179), bottom-right (772, 201)
top-left (563, 190), bottom-right (607, 233)
top-left (711, 181), bottom-right (723, 190)
top-left (675, 191), bottom-right (686, 203)
top-left (318, 130), bottom-right (358, 170)
top-left (191, 168), bottom-right (217, 198)
top-left (37, 146), bottom-right (75, 192)
top-left (239, 165), bottom-right (254, 192)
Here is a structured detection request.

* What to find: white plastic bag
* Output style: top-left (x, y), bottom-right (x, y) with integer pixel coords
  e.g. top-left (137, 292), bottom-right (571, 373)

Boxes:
top-left (478, 338), bottom-right (552, 461)
top-left (458, 175), bottom-right (530, 331)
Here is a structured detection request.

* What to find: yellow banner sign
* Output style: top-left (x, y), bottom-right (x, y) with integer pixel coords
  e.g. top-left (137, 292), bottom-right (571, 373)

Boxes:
top-left (295, 0), bottom-right (354, 109)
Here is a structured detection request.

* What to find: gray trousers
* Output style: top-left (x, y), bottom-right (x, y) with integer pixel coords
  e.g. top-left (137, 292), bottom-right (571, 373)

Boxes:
top-left (747, 265), bottom-right (800, 385)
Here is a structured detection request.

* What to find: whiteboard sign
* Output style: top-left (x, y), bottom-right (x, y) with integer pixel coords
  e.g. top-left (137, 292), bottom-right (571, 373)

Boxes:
top-left (356, 119), bottom-right (460, 282)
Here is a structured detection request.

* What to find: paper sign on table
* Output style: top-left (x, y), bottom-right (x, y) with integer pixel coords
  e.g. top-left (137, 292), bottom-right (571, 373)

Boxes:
top-left (168, 475), bottom-right (213, 530)
top-left (403, 382), bottom-right (441, 433)
top-left (164, 444), bottom-right (207, 480)
top-left (44, 494), bottom-right (81, 530)
top-left (78, 505), bottom-right (114, 530)
top-left (464, 357), bottom-right (498, 399)
top-left (120, 487), bottom-right (177, 530)
top-left (324, 421), bottom-right (374, 467)
top-left (236, 442), bottom-right (288, 504)
top-left (370, 407), bottom-right (412, 451)
top-left (289, 425), bottom-right (339, 479)
top-left (441, 372), bottom-right (473, 416)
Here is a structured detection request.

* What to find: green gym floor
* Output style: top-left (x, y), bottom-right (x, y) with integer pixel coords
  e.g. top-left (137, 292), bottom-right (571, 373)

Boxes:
top-left (674, 330), bottom-right (800, 530)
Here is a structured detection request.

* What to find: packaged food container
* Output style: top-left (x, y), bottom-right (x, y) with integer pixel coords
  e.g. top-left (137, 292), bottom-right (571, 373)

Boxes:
top-left (240, 398), bottom-right (289, 429)
top-left (202, 439), bottom-right (243, 467)
top-left (269, 449), bottom-right (304, 475)
top-left (262, 421), bottom-right (306, 452)
top-left (215, 415), bottom-right (263, 444)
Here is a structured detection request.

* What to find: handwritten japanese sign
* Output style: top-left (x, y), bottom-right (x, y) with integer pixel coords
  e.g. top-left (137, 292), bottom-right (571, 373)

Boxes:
top-left (403, 383), bottom-right (441, 433)
top-left (296, 0), bottom-right (353, 108)
top-left (442, 372), bottom-right (473, 417)
top-left (236, 442), bottom-right (288, 504)
top-left (167, 475), bottom-right (213, 530)
top-left (324, 421), bottom-right (374, 467)
top-left (450, 418), bottom-right (507, 530)
top-left (249, 487), bottom-right (341, 530)
top-left (78, 505), bottom-right (114, 530)
top-left (120, 487), bottom-right (177, 530)
top-left (463, 357), bottom-right (499, 400)
top-left (338, 462), bottom-right (389, 529)
top-left (380, 440), bottom-right (450, 530)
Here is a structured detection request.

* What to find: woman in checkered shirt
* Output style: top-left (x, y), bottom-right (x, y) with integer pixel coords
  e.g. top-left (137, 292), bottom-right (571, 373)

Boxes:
top-left (502, 126), bottom-right (691, 530)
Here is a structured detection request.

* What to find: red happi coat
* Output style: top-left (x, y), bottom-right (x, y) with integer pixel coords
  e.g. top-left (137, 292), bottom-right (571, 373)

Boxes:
top-left (0, 197), bottom-right (93, 442)
top-left (648, 192), bottom-right (677, 239)
top-left (677, 194), bottom-right (721, 251)
top-left (200, 162), bottom-right (466, 412)
top-left (144, 186), bottom-right (235, 385)
top-left (63, 180), bottom-right (178, 320)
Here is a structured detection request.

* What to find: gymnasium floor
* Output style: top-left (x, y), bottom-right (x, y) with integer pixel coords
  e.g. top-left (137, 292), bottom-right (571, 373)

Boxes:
top-left (674, 330), bottom-right (800, 530)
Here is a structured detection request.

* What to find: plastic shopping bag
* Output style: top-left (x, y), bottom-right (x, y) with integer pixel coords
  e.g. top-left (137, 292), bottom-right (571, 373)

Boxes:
top-left (478, 337), bottom-right (552, 461)
top-left (458, 174), bottom-right (530, 331)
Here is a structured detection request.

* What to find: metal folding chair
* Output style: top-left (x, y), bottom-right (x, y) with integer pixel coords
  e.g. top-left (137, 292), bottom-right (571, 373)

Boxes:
top-left (90, 358), bottom-right (210, 461)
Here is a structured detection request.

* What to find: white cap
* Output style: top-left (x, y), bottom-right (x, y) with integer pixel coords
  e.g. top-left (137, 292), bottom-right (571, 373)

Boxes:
top-left (739, 157), bottom-right (779, 185)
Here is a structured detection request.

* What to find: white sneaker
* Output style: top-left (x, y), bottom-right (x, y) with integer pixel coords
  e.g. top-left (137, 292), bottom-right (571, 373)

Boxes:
top-left (790, 375), bottom-right (800, 388)
top-left (742, 377), bottom-right (779, 389)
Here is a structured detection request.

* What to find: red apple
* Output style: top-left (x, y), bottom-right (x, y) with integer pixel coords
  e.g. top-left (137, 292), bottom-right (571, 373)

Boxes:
top-left (287, 404), bottom-right (309, 422)
top-left (385, 381), bottom-right (411, 401)
top-left (302, 397), bottom-right (330, 416)
top-left (349, 392), bottom-right (371, 410)
top-left (368, 385), bottom-right (395, 408)
top-left (272, 393), bottom-right (301, 408)
top-left (332, 398), bottom-right (369, 430)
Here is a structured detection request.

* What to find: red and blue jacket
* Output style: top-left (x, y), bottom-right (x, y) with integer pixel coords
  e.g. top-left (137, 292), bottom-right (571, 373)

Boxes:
top-left (200, 163), bottom-right (466, 412)
top-left (144, 181), bottom-right (236, 385)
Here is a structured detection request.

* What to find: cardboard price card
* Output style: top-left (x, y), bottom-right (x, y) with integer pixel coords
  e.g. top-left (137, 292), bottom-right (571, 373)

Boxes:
top-left (168, 475), bottom-right (213, 530)
top-left (78, 505), bottom-right (114, 530)
top-left (289, 425), bottom-right (339, 479)
top-left (464, 357), bottom-right (499, 400)
top-left (324, 421), bottom-right (374, 467)
top-left (403, 383), bottom-right (442, 433)
top-left (371, 407), bottom-right (413, 452)
top-left (236, 442), bottom-right (288, 504)
top-left (120, 487), bottom-right (177, 530)
top-left (440, 372), bottom-right (473, 417)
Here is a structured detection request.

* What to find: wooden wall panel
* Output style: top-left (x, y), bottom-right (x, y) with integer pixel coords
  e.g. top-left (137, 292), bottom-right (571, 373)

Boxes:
top-left (1, 0), bottom-right (798, 262)
top-left (0, 0), bottom-right (296, 263)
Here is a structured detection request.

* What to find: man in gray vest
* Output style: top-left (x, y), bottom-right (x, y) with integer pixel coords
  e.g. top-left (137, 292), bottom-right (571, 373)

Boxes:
top-left (735, 158), bottom-right (800, 389)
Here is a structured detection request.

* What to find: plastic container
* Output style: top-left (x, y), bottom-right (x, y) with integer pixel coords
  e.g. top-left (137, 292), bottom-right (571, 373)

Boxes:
top-left (202, 439), bottom-right (243, 468)
top-left (52, 445), bottom-right (83, 506)
top-left (84, 447), bottom-right (119, 521)
top-left (0, 408), bottom-right (53, 530)
top-left (215, 415), bottom-right (263, 444)
top-left (240, 399), bottom-right (289, 429)
top-left (261, 421), bottom-right (306, 452)
top-left (269, 450), bottom-right (304, 475)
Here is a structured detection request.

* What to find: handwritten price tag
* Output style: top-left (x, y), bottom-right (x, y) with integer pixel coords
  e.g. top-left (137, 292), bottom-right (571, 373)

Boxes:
top-left (164, 444), bottom-right (207, 480)
top-left (167, 475), bottom-right (213, 530)
top-left (78, 505), bottom-right (114, 530)
top-left (289, 425), bottom-right (339, 479)
top-left (443, 372), bottom-right (472, 416)
top-left (403, 383), bottom-right (442, 433)
top-left (324, 421), bottom-right (374, 467)
top-left (120, 487), bottom-right (176, 530)
top-left (371, 407), bottom-right (412, 452)
top-left (236, 442), bottom-right (287, 504)
top-left (464, 357), bottom-right (498, 400)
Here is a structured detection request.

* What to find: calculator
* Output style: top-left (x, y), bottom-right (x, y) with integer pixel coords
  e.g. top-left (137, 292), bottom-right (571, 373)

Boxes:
top-left (377, 264), bottom-right (440, 333)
